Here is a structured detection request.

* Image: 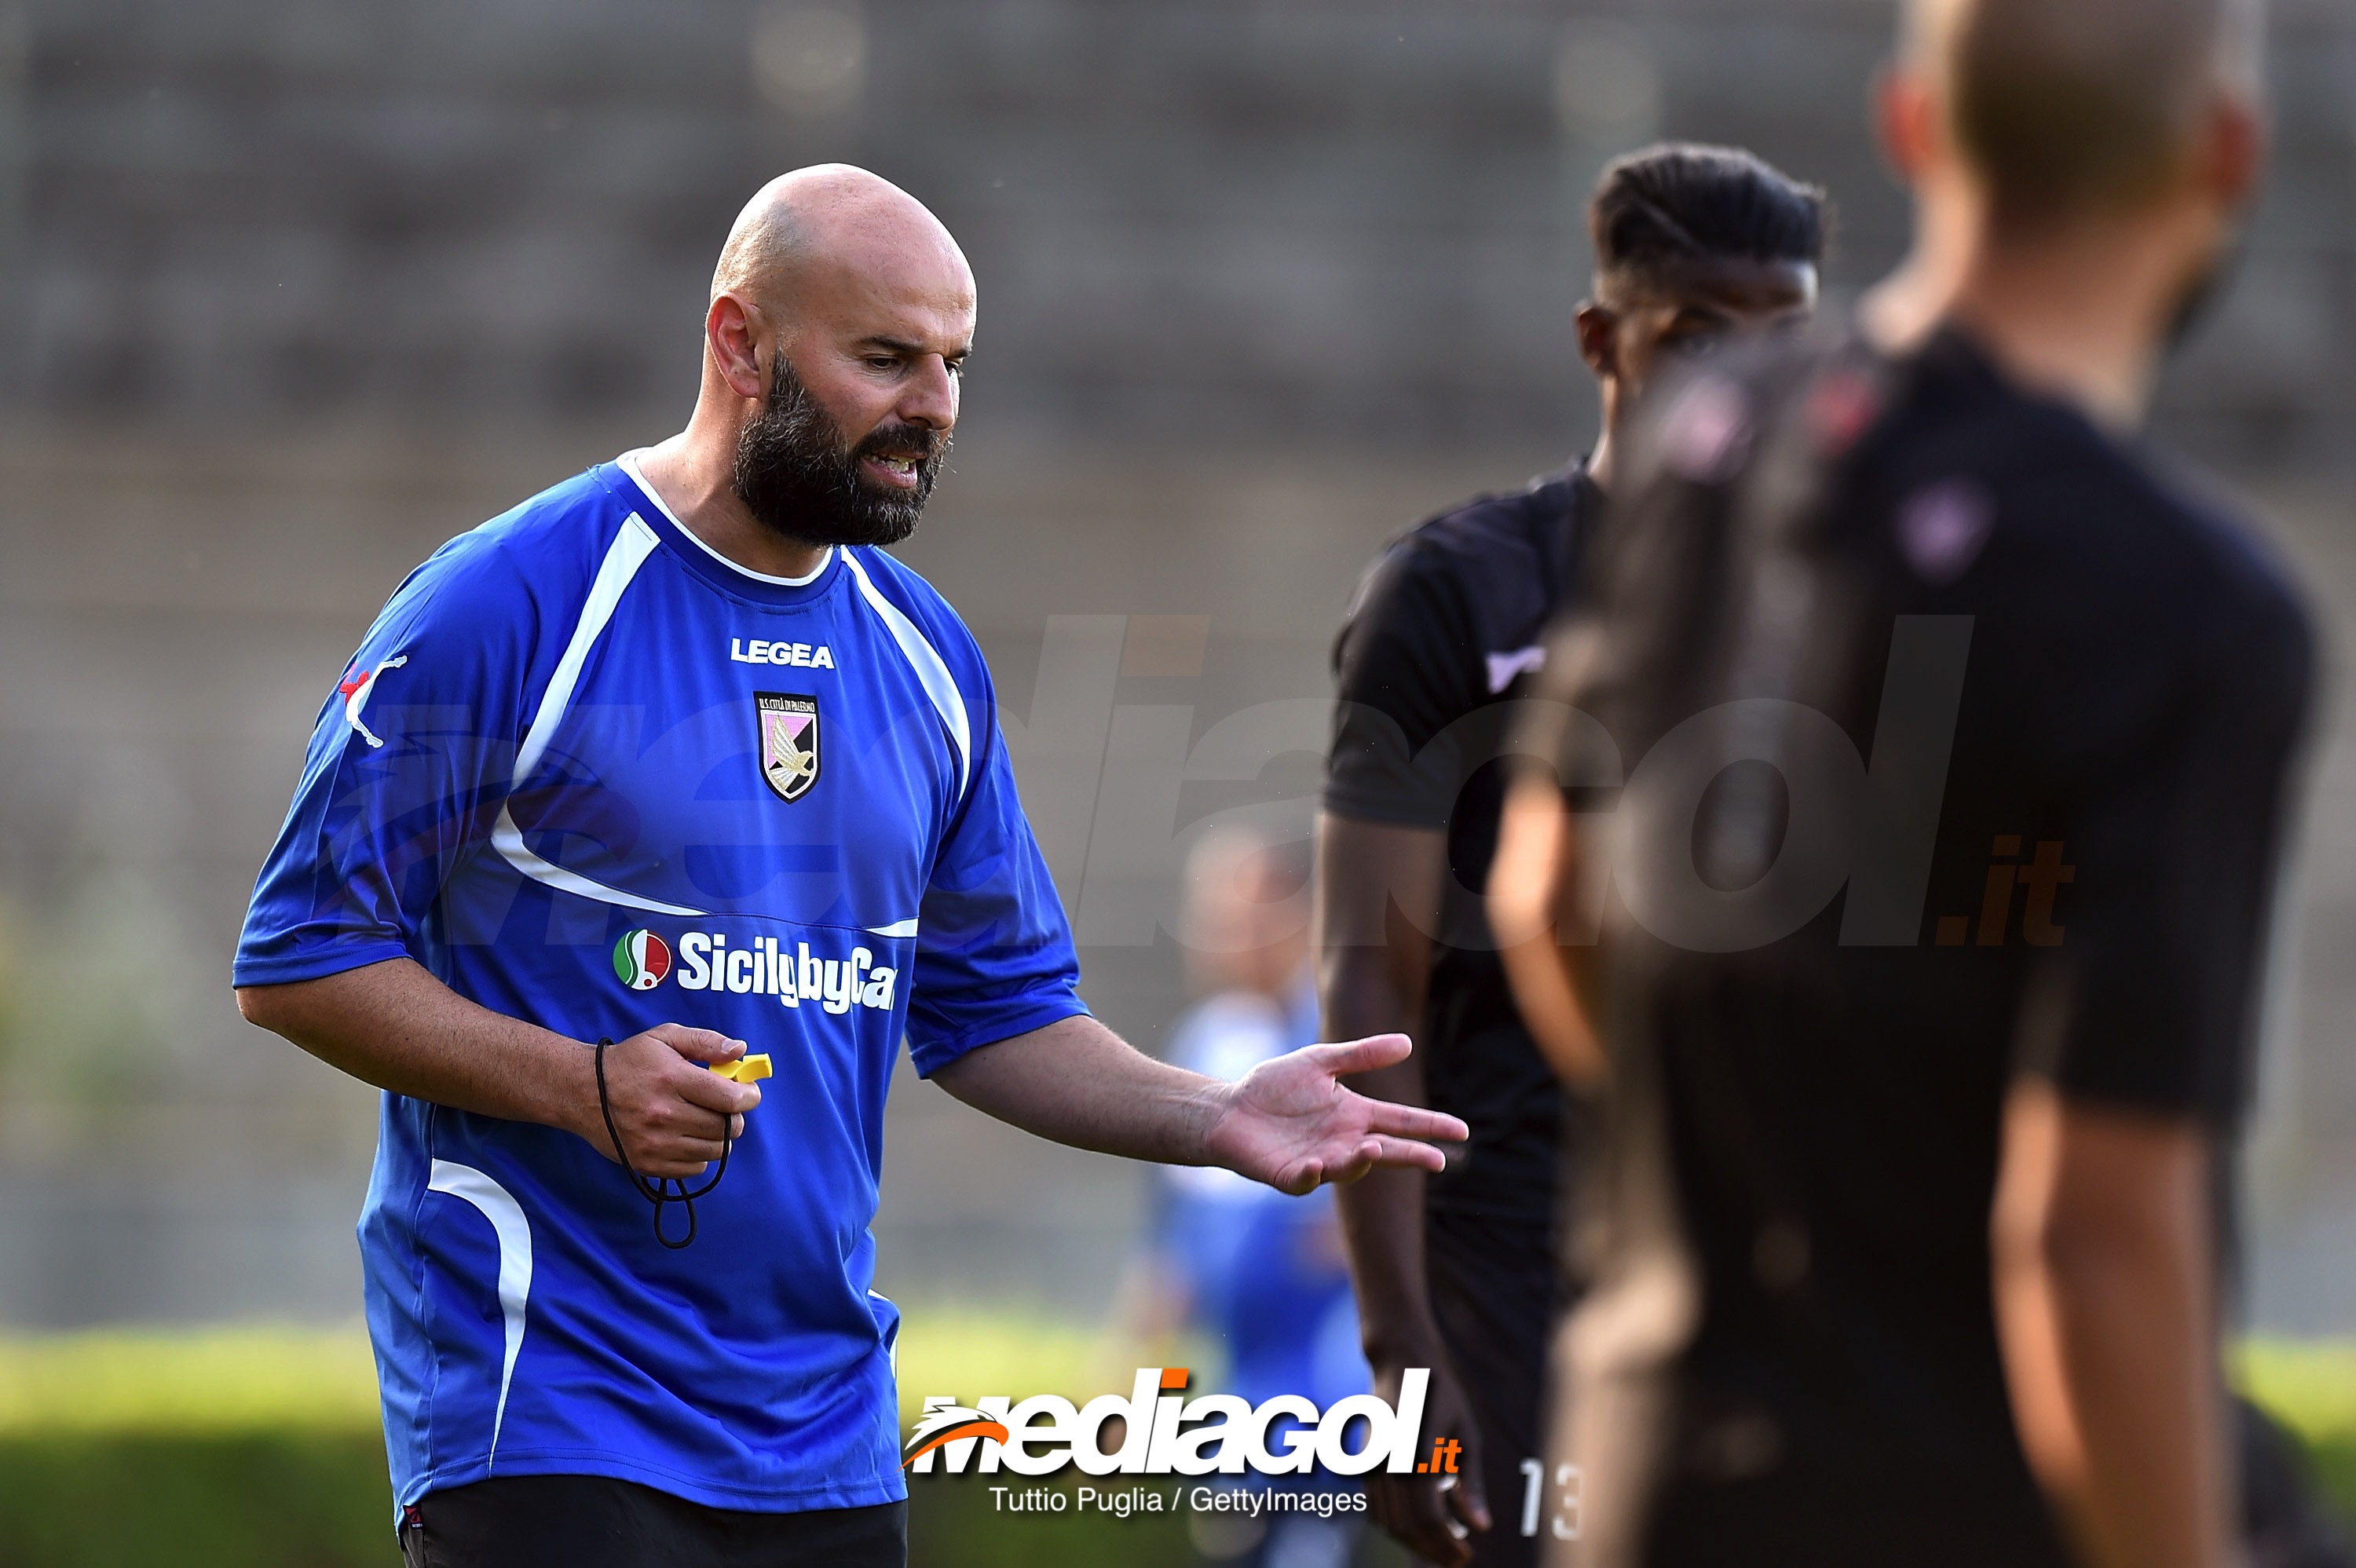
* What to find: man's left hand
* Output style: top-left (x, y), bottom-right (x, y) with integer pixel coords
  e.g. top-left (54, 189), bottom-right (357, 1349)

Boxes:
top-left (1204, 1033), bottom-right (1469, 1194)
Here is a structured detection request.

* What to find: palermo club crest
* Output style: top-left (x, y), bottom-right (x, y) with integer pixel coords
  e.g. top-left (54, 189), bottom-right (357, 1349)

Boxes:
top-left (756, 692), bottom-right (821, 803)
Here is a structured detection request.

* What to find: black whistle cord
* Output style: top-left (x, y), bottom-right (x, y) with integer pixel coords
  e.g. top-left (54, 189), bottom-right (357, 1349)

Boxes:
top-left (595, 1038), bottom-right (730, 1249)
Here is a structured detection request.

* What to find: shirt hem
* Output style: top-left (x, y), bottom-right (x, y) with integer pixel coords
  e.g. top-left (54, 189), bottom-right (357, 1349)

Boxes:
top-left (232, 941), bottom-right (414, 990)
top-left (401, 1448), bottom-right (908, 1514)
top-left (2040, 1068), bottom-right (2226, 1128)
top-left (910, 995), bottom-right (1092, 1078)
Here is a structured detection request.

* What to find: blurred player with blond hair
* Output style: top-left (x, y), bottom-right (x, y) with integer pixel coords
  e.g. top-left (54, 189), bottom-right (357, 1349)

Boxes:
top-left (1495, 2), bottom-right (2311, 1565)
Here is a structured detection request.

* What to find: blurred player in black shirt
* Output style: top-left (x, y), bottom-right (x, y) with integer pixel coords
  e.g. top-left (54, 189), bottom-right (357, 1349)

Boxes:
top-left (1493, 2), bottom-right (2304, 1566)
top-left (1318, 145), bottom-right (1825, 1568)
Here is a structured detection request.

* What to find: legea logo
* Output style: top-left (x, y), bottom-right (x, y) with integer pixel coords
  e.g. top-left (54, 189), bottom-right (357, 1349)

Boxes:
top-left (904, 1368), bottom-right (1430, 1478)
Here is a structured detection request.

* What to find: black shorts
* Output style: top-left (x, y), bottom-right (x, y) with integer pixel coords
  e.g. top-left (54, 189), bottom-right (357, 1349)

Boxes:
top-left (397, 1475), bottom-right (908, 1568)
top-left (1427, 1209), bottom-right (1568, 1568)
top-left (1639, 1471), bottom-right (2072, 1568)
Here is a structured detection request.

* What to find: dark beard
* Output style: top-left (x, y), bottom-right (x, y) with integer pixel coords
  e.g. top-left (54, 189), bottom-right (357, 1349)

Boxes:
top-left (731, 355), bottom-right (948, 548)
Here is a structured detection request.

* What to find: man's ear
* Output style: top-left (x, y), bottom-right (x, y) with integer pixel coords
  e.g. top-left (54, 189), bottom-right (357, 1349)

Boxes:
top-left (707, 294), bottom-right (766, 402)
top-left (1575, 302), bottom-right (1619, 381)
top-left (2199, 94), bottom-right (2268, 214)
top-left (1873, 63), bottom-right (1940, 186)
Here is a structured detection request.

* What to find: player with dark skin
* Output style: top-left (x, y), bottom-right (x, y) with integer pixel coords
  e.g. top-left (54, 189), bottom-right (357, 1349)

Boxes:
top-left (1579, 261), bottom-right (1821, 493)
top-left (1322, 175), bottom-right (1817, 1566)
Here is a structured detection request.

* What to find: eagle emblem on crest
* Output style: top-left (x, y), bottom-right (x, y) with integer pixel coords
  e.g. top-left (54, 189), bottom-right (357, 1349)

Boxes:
top-left (755, 692), bottom-right (820, 803)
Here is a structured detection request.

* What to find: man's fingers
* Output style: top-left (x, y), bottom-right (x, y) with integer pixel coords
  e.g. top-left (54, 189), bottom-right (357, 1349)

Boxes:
top-left (1360, 1097), bottom-right (1470, 1145)
top-left (672, 1064), bottom-right (762, 1117)
top-left (1286, 1136), bottom-right (1447, 1191)
top-left (651, 1025), bottom-right (744, 1065)
top-left (671, 1098), bottom-right (737, 1136)
top-left (1359, 1135), bottom-right (1447, 1174)
top-left (1302, 1033), bottom-right (1413, 1077)
top-left (633, 1115), bottom-right (734, 1170)
top-left (1273, 1159), bottom-right (1322, 1197)
top-left (624, 1120), bottom-right (730, 1176)
top-left (634, 1152), bottom-right (719, 1179)
top-left (1449, 1438), bottom-right (1492, 1532)
top-left (1390, 1479), bottom-right (1476, 1566)
top-left (615, 1125), bottom-right (734, 1176)
top-left (1367, 1475), bottom-right (1472, 1568)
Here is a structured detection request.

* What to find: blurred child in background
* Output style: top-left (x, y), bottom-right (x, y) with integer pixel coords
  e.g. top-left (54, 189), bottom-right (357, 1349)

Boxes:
top-left (1107, 825), bottom-right (1370, 1568)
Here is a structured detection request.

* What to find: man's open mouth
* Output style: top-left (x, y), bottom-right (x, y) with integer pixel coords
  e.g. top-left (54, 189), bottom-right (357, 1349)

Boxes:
top-left (861, 453), bottom-right (924, 488)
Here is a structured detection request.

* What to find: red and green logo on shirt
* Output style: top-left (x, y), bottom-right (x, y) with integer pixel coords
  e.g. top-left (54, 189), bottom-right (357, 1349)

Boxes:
top-left (613, 929), bottom-right (672, 991)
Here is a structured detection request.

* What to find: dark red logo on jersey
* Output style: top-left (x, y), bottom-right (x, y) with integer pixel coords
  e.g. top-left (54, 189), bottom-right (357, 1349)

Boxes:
top-left (756, 693), bottom-right (821, 802)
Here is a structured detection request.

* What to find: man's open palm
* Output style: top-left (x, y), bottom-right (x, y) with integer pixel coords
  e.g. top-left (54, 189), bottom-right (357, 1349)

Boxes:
top-left (1206, 1034), bottom-right (1468, 1195)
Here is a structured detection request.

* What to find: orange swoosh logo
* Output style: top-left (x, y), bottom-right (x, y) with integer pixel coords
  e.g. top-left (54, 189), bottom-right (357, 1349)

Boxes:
top-left (901, 1418), bottom-right (1011, 1468)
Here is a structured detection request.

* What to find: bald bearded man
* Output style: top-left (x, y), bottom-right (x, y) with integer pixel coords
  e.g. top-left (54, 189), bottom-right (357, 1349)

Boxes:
top-left (232, 166), bottom-right (1465, 1568)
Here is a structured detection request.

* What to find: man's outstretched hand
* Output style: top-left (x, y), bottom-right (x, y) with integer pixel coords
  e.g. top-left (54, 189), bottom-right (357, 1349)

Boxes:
top-left (930, 1017), bottom-right (1464, 1190)
top-left (1203, 1033), bottom-right (1468, 1195)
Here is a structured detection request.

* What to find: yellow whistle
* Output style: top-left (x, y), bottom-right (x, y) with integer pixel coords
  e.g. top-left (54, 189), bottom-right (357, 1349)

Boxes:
top-left (709, 1054), bottom-right (773, 1083)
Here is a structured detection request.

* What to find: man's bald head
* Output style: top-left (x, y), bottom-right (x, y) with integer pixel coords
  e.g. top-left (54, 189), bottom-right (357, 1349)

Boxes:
top-left (1904, 0), bottom-right (2263, 229)
top-left (690, 166), bottom-right (975, 553)
top-left (711, 164), bottom-right (972, 314)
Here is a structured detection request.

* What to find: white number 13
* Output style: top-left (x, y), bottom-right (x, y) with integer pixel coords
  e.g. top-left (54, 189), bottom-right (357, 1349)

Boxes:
top-left (1519, 1458), bottom-right (1585, 1540)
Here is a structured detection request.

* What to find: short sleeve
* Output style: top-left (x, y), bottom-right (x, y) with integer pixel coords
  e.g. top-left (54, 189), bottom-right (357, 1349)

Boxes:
top-left (233, 534), bottom-right (536, 988)
top-left (904, 714), bottom-right (1088, 1077)
top-left (2022, 583), bottom-right (2314, 1124)
top-left (1325, 544), bottom-right (1488, 829)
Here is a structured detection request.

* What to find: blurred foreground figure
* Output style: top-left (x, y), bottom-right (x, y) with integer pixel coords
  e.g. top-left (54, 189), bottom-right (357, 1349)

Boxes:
top-left (1493, 2), bottom-right (2313, 1566)
top-left (229, 165), bottom-right (1464, 1568)
top-left (1114, 829), bottom-right (1368, 1568)
top-left (1319, 144), bottom-right (1823, 1566)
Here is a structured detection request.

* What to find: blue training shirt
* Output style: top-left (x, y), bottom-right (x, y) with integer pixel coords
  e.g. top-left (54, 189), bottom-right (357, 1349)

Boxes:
top-left (235, 453), bottom-right (1086, 1515)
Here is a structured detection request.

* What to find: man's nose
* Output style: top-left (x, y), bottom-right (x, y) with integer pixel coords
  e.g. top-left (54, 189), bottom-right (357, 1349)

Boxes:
top-left (898, 356), bottom-right (959, 432)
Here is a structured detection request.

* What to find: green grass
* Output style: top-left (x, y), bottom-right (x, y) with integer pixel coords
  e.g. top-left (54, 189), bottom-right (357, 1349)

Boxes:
top-left (0, 1314), bottom-right (1102, 1435)
top-left (2239, 1338), bottom-right (2356, 1520)
top-left (0, 1324), bottom-right (2339, 1565)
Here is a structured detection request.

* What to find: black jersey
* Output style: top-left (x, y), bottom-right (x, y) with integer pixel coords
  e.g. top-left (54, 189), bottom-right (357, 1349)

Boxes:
top-left (1326, 466), bottom-right (1599, 1225)
top-left (1523, 332), bottom-right (2314, 1565)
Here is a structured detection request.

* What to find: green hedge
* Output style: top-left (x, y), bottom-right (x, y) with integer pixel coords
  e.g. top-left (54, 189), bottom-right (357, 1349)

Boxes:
top-left (0, 1436), bottom-right (1204, 1568)
top-left (0, 1321), bottom-right (1198, 1567)
top-left (0, 1433), bottom-right (391, 1568)
top-left (0, 1327), bottom-right (2339, 1566)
